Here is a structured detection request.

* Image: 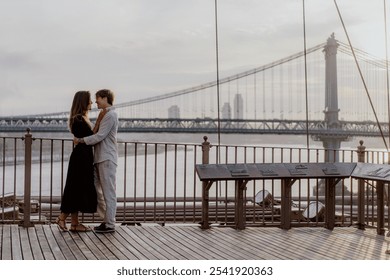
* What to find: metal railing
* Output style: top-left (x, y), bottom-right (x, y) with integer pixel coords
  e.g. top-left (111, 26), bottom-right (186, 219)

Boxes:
top-left (0, 130), bottom-right (389, 233)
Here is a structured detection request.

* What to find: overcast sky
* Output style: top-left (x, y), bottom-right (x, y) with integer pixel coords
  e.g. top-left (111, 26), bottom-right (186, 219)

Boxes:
top-left (0, 0), bottom-right (387, 116)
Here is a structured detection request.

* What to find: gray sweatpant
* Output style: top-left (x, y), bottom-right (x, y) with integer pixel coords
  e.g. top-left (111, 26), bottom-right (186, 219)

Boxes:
top-left (94, 160), bottom-right (117, 228)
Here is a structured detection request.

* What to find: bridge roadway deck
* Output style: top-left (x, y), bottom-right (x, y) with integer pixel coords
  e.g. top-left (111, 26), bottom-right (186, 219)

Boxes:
top-left (2, 117), bottom-right (388, 137)
top-left (0, 224), bottom-right (389, 260)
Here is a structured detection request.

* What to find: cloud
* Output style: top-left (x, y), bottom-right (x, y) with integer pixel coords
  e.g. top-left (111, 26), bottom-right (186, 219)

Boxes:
top-left (0, 51), bottom-right (36, 70)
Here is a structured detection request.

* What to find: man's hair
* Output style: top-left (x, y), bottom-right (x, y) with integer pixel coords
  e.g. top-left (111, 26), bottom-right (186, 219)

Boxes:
top-left (96, 89), bottom-right (115, 105)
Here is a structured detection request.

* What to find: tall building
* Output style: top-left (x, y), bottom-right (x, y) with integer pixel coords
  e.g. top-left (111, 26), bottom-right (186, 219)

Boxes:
top-left (168, 105), bottom-right (180, 119)
top-left (221, 102), bottom-right (231, 119)
top-left (233, 94), bottom-right (243, 119)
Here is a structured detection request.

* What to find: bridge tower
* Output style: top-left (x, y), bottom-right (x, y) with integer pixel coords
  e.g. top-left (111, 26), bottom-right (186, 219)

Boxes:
top-left (312, 33), bottom-right (350, 162)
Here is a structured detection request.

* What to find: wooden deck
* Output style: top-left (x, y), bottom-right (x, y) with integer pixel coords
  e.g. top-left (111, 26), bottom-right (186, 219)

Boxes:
top-left (0, 224), bottom-right (389, 260)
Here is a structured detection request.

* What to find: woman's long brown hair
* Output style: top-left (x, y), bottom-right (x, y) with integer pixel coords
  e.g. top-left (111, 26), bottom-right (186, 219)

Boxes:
top-left (68, 91), bottom-right (91, 132)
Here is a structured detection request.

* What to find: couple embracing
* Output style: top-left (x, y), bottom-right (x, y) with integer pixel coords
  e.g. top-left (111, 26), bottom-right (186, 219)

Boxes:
top-left (56, 89), bottom-right (118, 233)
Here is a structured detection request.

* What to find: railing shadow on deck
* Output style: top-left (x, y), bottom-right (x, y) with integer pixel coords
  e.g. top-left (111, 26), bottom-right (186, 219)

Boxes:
top-left (0, 130), bottom-right (389, 234)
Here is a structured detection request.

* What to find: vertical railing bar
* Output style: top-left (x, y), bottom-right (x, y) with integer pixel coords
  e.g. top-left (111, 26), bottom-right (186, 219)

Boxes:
top-left (224, 146), bottom-right (229, 224)
top-left (295, 148), bottom-right (300, 225)
top-left (13, 138), bottom-right (17, 221)
top-left (298, 148), bottom-right (302, 163)
top-left (59, 139), bottom-right (65, 223)
top-left (386, 149), bottom-right (390, 231)
top-left (49, 139), bottom-right (54, 222)
top-left (1, 137), bottom-right (5, 221)
top-left (192, 143), bottom-right (197, 222)
top-left (292, 148), bottom-right (297, 224)
top-left (163, 144), bottom-right (168, 224)
top-left (367, 184), bottom-right (371, 227)
top-left (183, 144), bottom-right (188, 223)
top-left (222, 146), bottom-right (229, 224)
top-left (261, 147), bottom-right (264, 163)
top-left (234, 145), bottom-right (238, 164)
top-left (299, 148), bottom-right (305, 225)
top-left (60, 140), bottom-right (65, 222)
top-left (271, 148), bottom-right (275, 217)
top-left (281, 147), bottom-right (284, 163)
top-left (340, 177), bottom-right (345, 226)
top-left (213, 143), bottom-right (218, 224)
top-left (144, 143), bottom-right (148, 223)
top-left (212, 143), bottom-right (217, 224)
top-left (317, 148), bottom-right (322, 225)
top-left (133, 143), bottom-right (138, 223)
top-left (123, 143), bottom-right (128, 223)
top-left (173, 144), bottom-right (178, 223)
top-left (350, 149), bottom-right (354, 226)
top-left (350, 176), bottom-right (354, 226)
top-left (386, 183), bottom-right (390, 231)
top-left (340, 149), bottom-right (345, 225)
top-left (23, 129), bottom-right (32, 227)
top-left (373, 181), bottom-right (376, 227)
top-left (252, 146), bottom-right (256, 224)
top-left (365, 181), bottom-right (368, 226)
top-left (315, 148), bottom-right (320, 225)
top-left (154, 143), bottom-right (158, 223)
top-left (39, 139), bottom-right (43, 222)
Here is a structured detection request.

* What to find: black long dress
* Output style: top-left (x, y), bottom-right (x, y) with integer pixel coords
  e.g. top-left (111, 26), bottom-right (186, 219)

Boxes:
top-left (60, 115), bottom-right (97, 213)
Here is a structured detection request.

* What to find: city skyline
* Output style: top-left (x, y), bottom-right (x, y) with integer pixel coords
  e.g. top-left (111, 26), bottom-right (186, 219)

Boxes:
top-left (168, 93), bottom-right (244, 119)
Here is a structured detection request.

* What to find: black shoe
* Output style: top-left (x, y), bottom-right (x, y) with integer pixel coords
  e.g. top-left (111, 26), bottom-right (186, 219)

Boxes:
top-left (94, 222), bottom-right (106, 231)
top-left (94, 223), bottom-right (115, 233)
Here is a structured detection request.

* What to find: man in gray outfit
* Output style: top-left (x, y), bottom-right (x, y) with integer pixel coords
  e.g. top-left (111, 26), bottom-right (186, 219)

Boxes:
top-left (75, 89), bottom-right (118, 233)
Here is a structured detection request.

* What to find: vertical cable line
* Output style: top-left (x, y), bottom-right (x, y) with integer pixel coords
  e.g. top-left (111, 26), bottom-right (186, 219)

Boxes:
top-left (334, 0), bottom-right (389, 151)
top-left (384, 2), bottom-right (390, 238)
top-left (302, 0), bottom-right (310, 153)
top-left (214, 0), bottom-right (221, 163)
top-left (384, 0), bottom-right (390, 150)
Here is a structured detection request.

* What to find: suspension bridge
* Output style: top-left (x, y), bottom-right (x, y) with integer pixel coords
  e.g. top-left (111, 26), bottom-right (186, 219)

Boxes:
top-left (1, 34), bottom-right (390, 148)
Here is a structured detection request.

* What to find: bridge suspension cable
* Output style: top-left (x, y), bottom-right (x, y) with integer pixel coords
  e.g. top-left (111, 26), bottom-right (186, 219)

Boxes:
top-left (214, 0), bottom-right (222, 159)
top-left (334, 0), bottom-right (389, 151)
top-left (302, 0), bottom-right (310, 150)
top-left (114, 43), bottom-right (325, 109)
top-left (338, 42), bottom-right (389, 69)
top-left (384, 0), bottom-right (390, 150)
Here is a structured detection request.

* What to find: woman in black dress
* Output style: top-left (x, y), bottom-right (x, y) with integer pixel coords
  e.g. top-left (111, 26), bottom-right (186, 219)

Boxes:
top-left (56, 91), bottom-right (98, 231)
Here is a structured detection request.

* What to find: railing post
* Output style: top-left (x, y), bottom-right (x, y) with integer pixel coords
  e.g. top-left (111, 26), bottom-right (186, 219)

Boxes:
top-left (202, 136), bottom-right (210, 165)
top-left (356, 140), bottom-right (365, 230)
top-left (376, 181), bottom-right (385, 235)
top-left (23, 128), bottom-right (33, 227)
top-left (201, 136), bottom-right (210, 229)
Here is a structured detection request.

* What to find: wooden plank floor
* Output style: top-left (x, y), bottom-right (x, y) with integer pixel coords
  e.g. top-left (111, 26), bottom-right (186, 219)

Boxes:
top-left (1, 224), bottom-right (389, 260)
